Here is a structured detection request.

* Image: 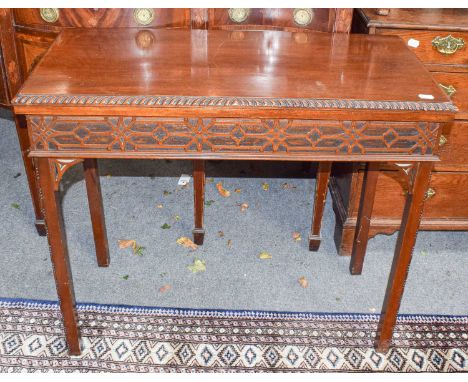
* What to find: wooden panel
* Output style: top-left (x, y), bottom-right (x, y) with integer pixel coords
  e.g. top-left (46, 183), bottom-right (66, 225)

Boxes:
top-left (349, 170), bottom-right (468, 222)
top-left (436, 121), bottom-right (468, 171)
top-left (358, 8), bottom-right (468, 32)
top-left (0, 50), bottom-right (9, 107)
top-left (0, 9), bottom-right (22, 100)
top-left (375, 29), bottom-right (468, 69)
top-left (15, 29), bottom-right (57, 78)
top-left (432, 72), bottom-right (468, 117)
top-left (208, 8), bottom-right (331, 32)
top-left (13, 8), bottom-right (191, 29)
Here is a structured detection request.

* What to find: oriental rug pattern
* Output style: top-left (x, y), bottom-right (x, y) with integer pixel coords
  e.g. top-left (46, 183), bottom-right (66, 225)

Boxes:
top-left (0, 299), bottom-right (466, 372)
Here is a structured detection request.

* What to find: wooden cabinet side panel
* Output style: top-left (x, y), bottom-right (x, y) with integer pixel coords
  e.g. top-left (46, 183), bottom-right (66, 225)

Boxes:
top-left (0, 9), bottom-right (22, 102)
top-left (0, 49), bottom-right (9, 107)
top-left (15, 29), bottom-right (57, 78)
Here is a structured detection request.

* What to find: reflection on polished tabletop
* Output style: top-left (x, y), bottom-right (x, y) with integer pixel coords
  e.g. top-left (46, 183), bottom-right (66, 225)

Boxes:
top-left (18, 28), bottom-right (449, 105)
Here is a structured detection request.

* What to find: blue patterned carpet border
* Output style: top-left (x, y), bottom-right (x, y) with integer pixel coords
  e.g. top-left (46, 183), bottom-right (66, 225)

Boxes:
top-left (1, 296), bottom-right (467, 372)
top-left (1, 296), bottom-right (466, 324)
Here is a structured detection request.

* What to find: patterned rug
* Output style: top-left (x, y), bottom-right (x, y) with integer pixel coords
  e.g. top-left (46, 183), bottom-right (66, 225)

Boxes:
top-left (0, 298), bottom-right (466, 372)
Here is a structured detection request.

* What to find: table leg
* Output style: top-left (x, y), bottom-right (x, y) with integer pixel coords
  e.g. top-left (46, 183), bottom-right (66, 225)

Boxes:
top-left (193, 160), bottom-right (205, 245)
top-left (37, 157), bottom-right (81, 355)
top-left (83, 159), bottom-right (109, 267)
top-left (309, 162), bottom-right (332, 251)
top-left (349, 162), bottom-right (380, 275)
top-left (15, 115), bottom-right (46, 236)
top-left (375, 162), bottom-right (433, 353)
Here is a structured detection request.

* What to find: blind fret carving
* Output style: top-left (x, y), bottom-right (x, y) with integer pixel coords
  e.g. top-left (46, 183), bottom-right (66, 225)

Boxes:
top-left (27, 116), bottom-right (440, 157)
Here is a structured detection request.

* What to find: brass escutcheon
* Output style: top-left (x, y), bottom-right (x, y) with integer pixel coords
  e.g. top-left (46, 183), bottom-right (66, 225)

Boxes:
top-left (432, 35), bottom-right (465, 55)
top-left (133, 8), bottom-right (155, 26)
top-left (438, 83), bottom-right (457, 98)
top-left (293, 8), bottom-right (314, 26)
top-left (439, 134), bottom-right (448, 147)
top-left (40, 8), bottom-right (59, 23)
top-left (228, 8), bottom-right (250, 23)
top-left (425, 187), bottom-right (436, 200)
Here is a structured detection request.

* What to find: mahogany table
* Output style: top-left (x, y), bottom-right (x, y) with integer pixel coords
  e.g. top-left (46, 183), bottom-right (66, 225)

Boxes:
top-left (12, 28), bottom-right (455, 355)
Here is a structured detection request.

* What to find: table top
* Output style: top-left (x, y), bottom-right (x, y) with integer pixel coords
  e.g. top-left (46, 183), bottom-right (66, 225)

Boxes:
top-left (13, 28), bottom-right (454, 114)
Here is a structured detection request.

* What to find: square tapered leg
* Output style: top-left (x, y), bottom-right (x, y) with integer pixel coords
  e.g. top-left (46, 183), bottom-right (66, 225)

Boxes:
top-left (309, 162), bottom-right (332, 251)
top-left (83, 159), bottom-right (110, 267)
top-left (37, 157), bottom-right (81, 355)
top-left (349, 162), bottom-right (380, 275)
top-left (193, 160), bottom-right (205, 245)
top-left (375, 162), bottom-right (433, 353)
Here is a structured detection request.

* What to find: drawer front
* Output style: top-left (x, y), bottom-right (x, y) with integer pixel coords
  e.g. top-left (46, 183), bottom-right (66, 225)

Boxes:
top-left (437, 121), bottom-right (468, 170)
top-left (209, 8), bottom-right (331, 32)
top-left (432, 72), bottom-right (468, 114)
top-left (13, 9), bottom-right (191, 29)
top-left (15, 30), bottom-right (57, 78)
top-left (356, 170), bottom-right (468, 221)
top-left (376, 29), bottom-right (468, 68)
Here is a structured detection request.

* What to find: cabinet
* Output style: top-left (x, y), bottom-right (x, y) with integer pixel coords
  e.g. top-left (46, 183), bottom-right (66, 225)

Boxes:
top-left (332, 8), bottom-right (468, 255)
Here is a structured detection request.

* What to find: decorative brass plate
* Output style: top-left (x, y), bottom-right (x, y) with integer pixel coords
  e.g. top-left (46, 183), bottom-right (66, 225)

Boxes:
top-left (40, 8), bottom-right (59, 23)
top-left (425, 187), bottom-right (436, 200)
top-left (133, 8), bottom-right (155, 26)
top-left (439, 134), bottom-right (448, 147)
top-left (432, 35), bottom-right (465, 55)
top-left (293, 8), bottom-right (313, 26)
top-left (438, 83), bottom-right (457, 98)
top-left (228, 8), bottom-right (250, 23)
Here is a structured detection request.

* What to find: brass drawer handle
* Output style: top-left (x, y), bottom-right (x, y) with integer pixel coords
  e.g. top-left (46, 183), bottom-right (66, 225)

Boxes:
top-left (432, 35), bottom-right (465, 55)
top-left (228, 8), bottom-right (250, 23)
top-left (425, 187), bottom-right (436, 200)
top-left (40, 8), bottom-right (59, 23)
top-left (293, 8), bottom-right (314, 26)
top-left (133, 8), bottom-right (154, 26)
top-left (439, 83), bottom-right (457, 97)
top-left (439, 134), bottom-right (448, 147)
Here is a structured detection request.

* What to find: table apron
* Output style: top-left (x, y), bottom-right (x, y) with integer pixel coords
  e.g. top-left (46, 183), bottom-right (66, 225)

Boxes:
top-left (25, 115), bottom-right (443, 162)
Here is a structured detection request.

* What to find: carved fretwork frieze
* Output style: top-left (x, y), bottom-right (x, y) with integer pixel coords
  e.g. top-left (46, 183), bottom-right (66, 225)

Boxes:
top-left (27, 116), bottom-right (440, 158)
top-left (51, 158), bottom-right (84, 191)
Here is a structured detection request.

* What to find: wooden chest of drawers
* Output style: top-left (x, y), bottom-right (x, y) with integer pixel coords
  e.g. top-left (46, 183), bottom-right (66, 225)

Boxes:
top-left (331, 8), bottom-right (468, 255)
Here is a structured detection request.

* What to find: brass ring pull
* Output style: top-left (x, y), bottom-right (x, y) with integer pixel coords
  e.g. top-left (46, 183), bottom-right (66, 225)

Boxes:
top-left (432, 35), bottom-right (465, 55)
top-left (40, 8), bottom-right (59, 23)
top-left (425, 187), bottom-right (436, 200)
top-left (133, 8), bottom-right (155, 26)
top-left (438, 83), bottom-right (457, 97)
top-left (293, 8), bottom-right (314, 26)
top-left (439, 135), bottom-right (448, 147)
top-left (228, 8), bottom-right (250, 23)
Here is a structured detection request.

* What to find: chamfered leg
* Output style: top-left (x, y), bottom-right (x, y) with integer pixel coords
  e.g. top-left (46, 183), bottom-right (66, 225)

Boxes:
top-left (349, 162), bottom-right (380, 275)
top-left (15, 115), bottom-right (46, 235)
top-left (37, 157), bottom-right (81, 355)
top-left (309, 162), bottom-right (332, 251)
top-left (193, 160), bottom-right (205, 245)
top-left (83, 159), bottom-right (109, 267)
top-left (375, 162), bottom-right (433, 353)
